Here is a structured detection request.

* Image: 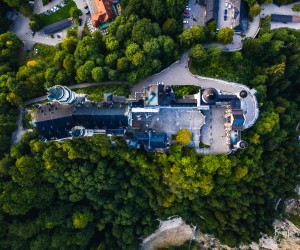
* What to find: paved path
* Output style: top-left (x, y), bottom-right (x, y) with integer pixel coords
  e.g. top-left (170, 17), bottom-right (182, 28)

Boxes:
top-left (132, 51), bottom-right (259, 129)
top-left (24, 81), bottom-right (128, 106)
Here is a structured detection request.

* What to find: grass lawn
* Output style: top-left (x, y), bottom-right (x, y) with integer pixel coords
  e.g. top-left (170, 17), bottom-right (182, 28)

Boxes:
top-left (39, 0), bottom-right (77, 28)
top-left (75, 85), bottom-right (131, 101)
top-left (21, 44), bottom-right (57, 64)
top-left (288, 214), bottom-right (300, 228)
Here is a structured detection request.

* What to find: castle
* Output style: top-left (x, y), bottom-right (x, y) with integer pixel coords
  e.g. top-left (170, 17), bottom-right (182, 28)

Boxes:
top-left (33, 84), bottom-right (252, 154)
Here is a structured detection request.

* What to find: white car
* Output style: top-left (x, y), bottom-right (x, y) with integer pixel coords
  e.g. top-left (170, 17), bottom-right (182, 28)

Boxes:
top-left (183, 20), bottom-right (189, 24)
top-left (186, 7), bottom-right (191, 10)
top-left (225, 1), bottom-right (229, 7)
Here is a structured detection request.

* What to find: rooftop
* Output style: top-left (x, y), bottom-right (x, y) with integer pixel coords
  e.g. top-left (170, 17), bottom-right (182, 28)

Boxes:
top-left (91, 0), bottom-right (116, 27)
top-left (43, 19), bottom-right (72, 34)
top-left (33, 83), bottom-right (253, 153)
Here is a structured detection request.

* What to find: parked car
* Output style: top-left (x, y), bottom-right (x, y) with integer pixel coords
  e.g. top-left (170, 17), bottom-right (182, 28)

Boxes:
top-left (183, 20), bottom-right (189, 24)
top-left (224, 9), bottom-right (228, 15)
top-left (186, 6), bottom-right (191, 10)
top-left (224, 15), bottom-right (228, 21)
top-left (78, 18), bottom-right (82, 26)
top-left (225, 1), bottom-right (229, 7)
top-left (84, 6), bottom-right (88, 9)
top-left (86, 11), bottom-right (90, 15)
top-left (185, 11), bottom-right (190, 14)
top-left (184, 15), bottom-right (190, 18)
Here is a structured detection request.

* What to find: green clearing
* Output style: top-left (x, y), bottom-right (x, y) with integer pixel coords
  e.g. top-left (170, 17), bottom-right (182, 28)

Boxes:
top-left (39, 0), bottom-right (77, 28)
top-left (75, 85), bottom-right (131, 101)
top-left (22, 43), bottom-right (57, 63)
top-left (288, 214), bottom-right (300, 228)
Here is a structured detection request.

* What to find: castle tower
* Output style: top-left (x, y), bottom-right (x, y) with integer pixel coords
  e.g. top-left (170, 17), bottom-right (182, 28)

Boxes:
top-left (47, 85), bottom-right (77, 105)
top-left (237, 140), bottom-right (248, 149)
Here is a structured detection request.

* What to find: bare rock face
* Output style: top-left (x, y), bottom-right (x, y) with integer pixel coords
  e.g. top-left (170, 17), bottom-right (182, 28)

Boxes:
top-left (142, 217), bottom-right (195, 250)
top-left (141, 217), bottom-right (300, 250)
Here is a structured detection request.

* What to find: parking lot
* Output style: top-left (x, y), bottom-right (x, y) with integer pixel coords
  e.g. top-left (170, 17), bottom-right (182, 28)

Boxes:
top-left (219, 0), bottom-right (234, 29)
top-left (183, 0), bottom-right (206, 30)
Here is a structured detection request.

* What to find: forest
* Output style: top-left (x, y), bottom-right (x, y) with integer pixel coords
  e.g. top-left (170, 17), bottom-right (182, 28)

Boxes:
top-left (0, 0), bottom-right (300, 249)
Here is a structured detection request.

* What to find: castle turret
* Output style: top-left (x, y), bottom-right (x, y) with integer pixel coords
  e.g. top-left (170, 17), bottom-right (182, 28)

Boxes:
top-left (47, 85), bottom-right (77, 105)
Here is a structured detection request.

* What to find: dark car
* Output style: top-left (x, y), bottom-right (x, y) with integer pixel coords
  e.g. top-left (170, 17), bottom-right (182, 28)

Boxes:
top-left (224, 9), bottom-right (228, 15)
top-left (78, 18), bottom-right (82, 26)
top-left (86, 11), bottom-right (90, 15)
top-left (84, 6), bottom-right (88, 9)
top-left (184, 15), bottom-right (190, 18)
top-left (224, 15), bottom-right (228, 21)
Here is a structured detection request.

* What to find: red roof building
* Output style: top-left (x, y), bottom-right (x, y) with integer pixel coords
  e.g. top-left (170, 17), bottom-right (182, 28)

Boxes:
top-left (91, 0), bottom-right (116, 27)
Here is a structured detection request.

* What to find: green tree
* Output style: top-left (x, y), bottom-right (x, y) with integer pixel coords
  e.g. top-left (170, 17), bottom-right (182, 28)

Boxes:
top-left (217, 28), bottom-right (234, 45)
top-left (162, 18), bottom-right (177, 36)
top-left (132, 18), bottom-right (160, 45)
top-left (76, 60), bottom-right (95, 82)
top-left (292, 3), bottom-right (300, 11)
top-left (176, 128), bottom-right (192, 145)
top-left (190, 44), bottom-right (207, 65)
top-left (180, 25), bottom-right (205, 48)
top-left (72, 209), bottom-right (94, 229)
top-left (91, 67), bottom-right (105, 82)
top-left (69, 7), bottom-right (82, 19)
top-left (249, 2), bottom-right (261, 18)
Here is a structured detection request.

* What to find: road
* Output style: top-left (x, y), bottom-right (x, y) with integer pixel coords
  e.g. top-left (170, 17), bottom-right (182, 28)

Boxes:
top-left (24, 81), bottom-right (128, 106)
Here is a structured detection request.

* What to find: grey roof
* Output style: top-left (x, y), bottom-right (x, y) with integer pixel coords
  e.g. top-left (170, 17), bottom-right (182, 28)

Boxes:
top-left (34, 101), bottom-right (128, 139)
top-left (206, 0), bottom-right (219, 22)
top-left (132, 132), bottom-right (167, 151)
top-left (270, 14), bottom-right (293, 23)
top-left (43, 19), bottom-right (72, 34)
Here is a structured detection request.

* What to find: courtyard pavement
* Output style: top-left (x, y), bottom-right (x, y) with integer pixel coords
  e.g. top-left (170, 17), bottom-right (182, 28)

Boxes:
top-left (261, 3), bottom-right (300, 30)
top-left (132, 51), bottom-right (259, 131)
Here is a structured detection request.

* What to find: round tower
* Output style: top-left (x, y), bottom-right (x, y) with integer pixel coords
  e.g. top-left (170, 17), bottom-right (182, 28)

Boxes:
top-left (47, 85), bottom-right (77, 105)
top-left (70, 126), bottom-right (86, 138)
top-left (202, 88), bottom-right (218, 104)
top-left (237, 140), bottom-right (248, 150)
top-left (239, 90), bottom-right (248, 99)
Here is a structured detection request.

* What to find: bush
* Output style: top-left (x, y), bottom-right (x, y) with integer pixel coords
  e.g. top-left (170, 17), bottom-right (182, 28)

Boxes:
top-left (176, 128), bottom-right (192, 145)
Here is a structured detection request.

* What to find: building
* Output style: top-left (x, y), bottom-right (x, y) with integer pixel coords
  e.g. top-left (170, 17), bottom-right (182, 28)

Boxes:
top-left (42, 19), bottom-right (72, 34)
top-left (233, 0), bottom-right (249, 32)
top-left (205, 0), bottom-right (219, 23)
top-left (270, 14), bottom-right (300, 23)
top-left (33, 84), bottom-right (254, 154)
top-left (90, 0), bottom-right (118, 27)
